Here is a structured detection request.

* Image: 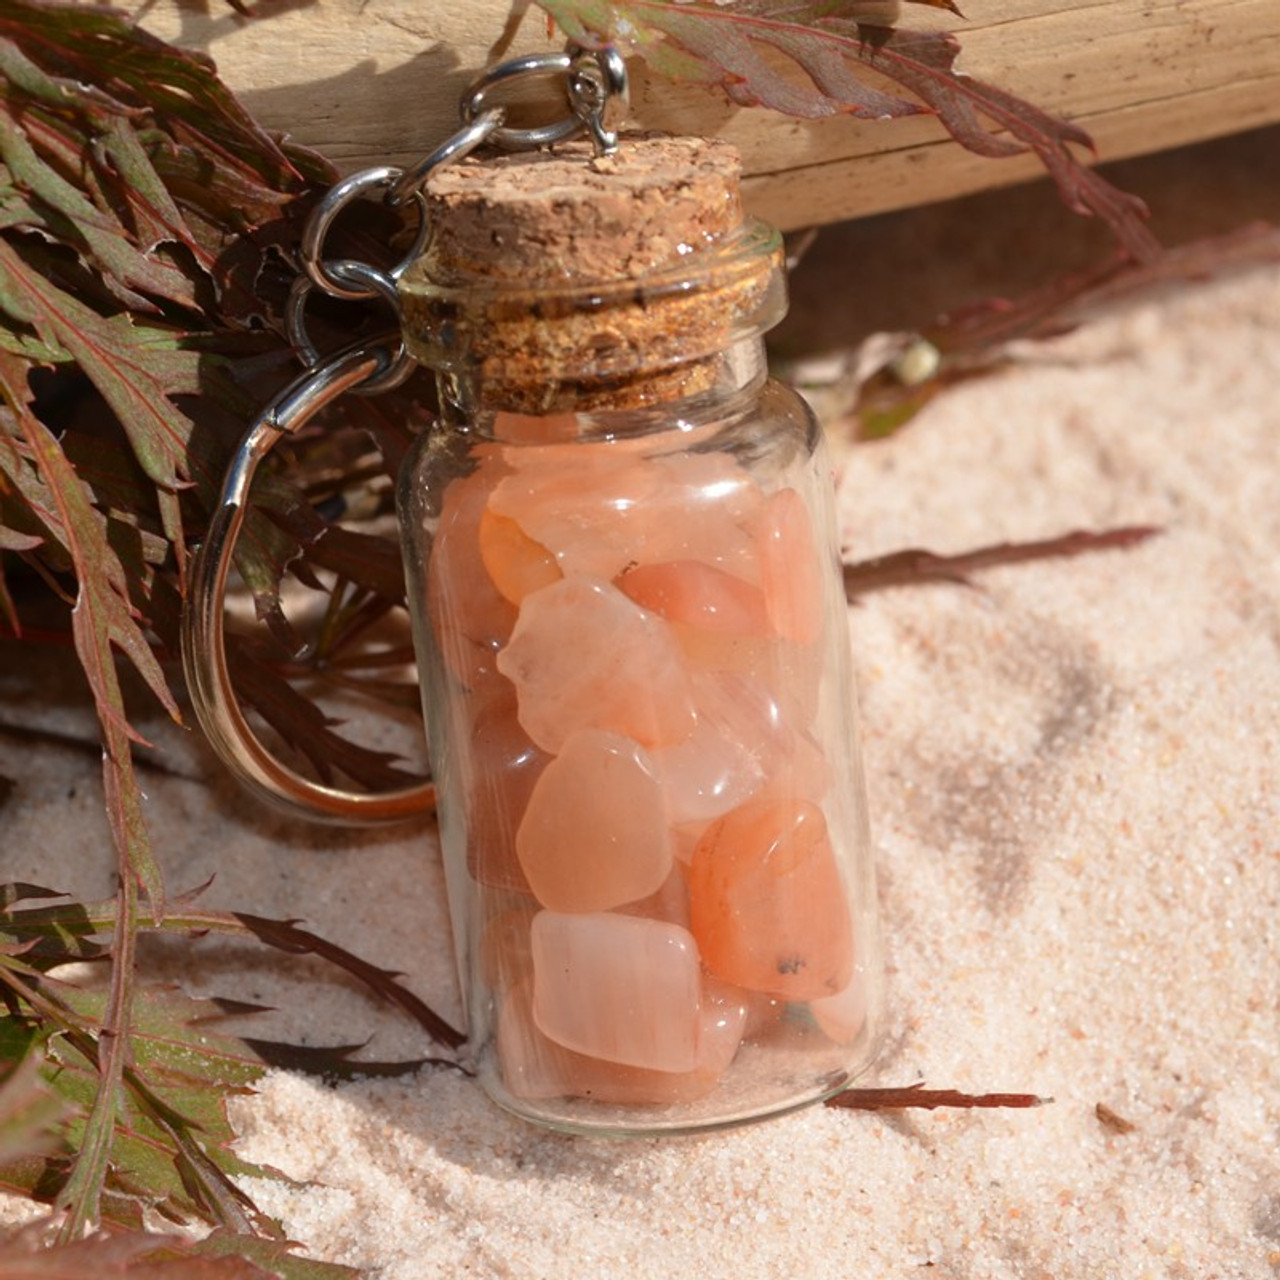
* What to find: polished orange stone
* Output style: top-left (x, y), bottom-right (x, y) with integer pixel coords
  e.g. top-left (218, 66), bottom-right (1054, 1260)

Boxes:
top-left (516, 729), bottom-right (674, 913)
top-left (427, 461), bottom-right (518, 689)
top-left (616, 560), bottom-right (771, 636)
top-left (530, 911), bottom-right (702, 1072)
top-left (753, 487), bottom-right (825, 646)
top-left (688, 797), bottom-right (854, 1001)
top-left (496, 576), bottom-right (697, 753)
top-left (478, 507), bottom-right (562, 605)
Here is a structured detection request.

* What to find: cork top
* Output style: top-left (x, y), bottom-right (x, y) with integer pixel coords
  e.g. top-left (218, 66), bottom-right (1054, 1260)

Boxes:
top-left (415, 136), bottom-right (745, 285)
top-left (397, 135), bottom-right (785, 413)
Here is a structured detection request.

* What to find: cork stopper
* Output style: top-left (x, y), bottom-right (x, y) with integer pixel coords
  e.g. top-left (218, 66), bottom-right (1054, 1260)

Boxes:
top-left (398, 136), bottom-right (784, 413)
top-left (418, 136), bottom-right (744, 285)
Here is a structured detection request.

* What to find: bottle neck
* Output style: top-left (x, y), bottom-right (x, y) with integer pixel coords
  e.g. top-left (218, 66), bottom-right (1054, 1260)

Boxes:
top-left (435, 333), bottom-right (771, 441)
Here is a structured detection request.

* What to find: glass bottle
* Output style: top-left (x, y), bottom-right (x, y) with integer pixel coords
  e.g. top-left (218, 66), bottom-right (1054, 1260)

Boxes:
top-left (396, 137), bottom-right (881, 1134)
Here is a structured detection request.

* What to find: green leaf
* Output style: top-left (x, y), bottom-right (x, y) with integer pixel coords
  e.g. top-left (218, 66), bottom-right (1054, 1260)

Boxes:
top-left (0, 240), bottom-right (195, 499)
top-left (0, 1027), bottom-right (68, 1163)
top-left (2, 886), bottom-right (465, 1051)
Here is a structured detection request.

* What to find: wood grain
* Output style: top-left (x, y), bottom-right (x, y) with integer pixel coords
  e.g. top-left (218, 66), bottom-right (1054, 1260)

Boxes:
top-left (123, 0), bottom-right (1280, 229)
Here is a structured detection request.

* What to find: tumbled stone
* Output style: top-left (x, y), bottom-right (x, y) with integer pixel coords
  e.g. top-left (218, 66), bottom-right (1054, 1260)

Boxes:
top-left (530, 911), bottom-right (702, 1072)
top-left (516, 729), bottom-right (674, 913)
top-left (497, 979), bottom-right (732, 1107)
top-left (496, 576), bottom-right (697, 753)
top-left (478, 508), bottom-right (561, 605)
top-left (668, 622), bottom-right (823, 728)
top-left (688, 797), bottom-right (854, 1001)
top-left (649, 672), bottom-right (775, 826)
top-left (490, 449), bottom-right (763, 583)
top-left (616, 559), bottom-right (771, 636)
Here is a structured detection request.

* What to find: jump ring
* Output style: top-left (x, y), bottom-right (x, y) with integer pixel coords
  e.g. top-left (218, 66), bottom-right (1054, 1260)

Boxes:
top-left (301, 167), bottom-right (429, 300)
top-left (286, 266), bottom-right (417, 395)
top-left (461, 51), bottom-right (585, 152)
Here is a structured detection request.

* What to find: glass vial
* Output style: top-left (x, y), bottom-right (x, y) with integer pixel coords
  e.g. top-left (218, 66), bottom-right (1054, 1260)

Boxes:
top-left (397, 137), bottom-right (881, 1134)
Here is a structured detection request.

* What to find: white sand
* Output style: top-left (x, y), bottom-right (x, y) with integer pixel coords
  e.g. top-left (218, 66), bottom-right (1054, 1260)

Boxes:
top-left (3, 257), bottom-right (1279, 1276)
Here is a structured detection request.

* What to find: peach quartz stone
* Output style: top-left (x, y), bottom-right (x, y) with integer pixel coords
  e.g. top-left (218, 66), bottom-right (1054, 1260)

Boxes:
top-left (488, 449), bottom-right (765, 583)
top-left (689, 797), bottom-right (854, 1002)
top-left (530, 912), bottom-right (703, 1072)
top-left (515, 728), bottom-right (674, 912)
top-left (495, 575), bottom-right (697, 754)
top-left (498, 977), bottom-right (747, 1106)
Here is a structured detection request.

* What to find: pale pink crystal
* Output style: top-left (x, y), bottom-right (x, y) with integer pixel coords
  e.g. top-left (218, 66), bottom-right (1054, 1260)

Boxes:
top-left (652, 672), bottom-right (831, 826)
top-left (753, 723), bottom-right (832, 808)
top-left (495, 576), bottom-right (697, 753)
top-left (516, 729), bottom-right (674, 913)
top-left (753, 486), bottom-right (825, 646)
top-left (490, 449), bottom-right (763, 583)
top-left (530, 911), bottom-right (702, 1072)
top-left (649, 672), bottom-right (775, 826)
top-left (498, 979), bottom-right (736, 1106)
top-left (668, 622), bottom-right (823, 728)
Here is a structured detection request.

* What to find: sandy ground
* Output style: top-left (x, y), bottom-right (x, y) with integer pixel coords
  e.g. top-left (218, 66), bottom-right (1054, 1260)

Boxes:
top-left (2, 128), bottom-right (1279, 1278)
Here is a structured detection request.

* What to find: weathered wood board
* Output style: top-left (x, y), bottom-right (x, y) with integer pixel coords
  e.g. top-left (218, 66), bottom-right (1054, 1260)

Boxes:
top-left (123, 0), bottom-right (1280, 229)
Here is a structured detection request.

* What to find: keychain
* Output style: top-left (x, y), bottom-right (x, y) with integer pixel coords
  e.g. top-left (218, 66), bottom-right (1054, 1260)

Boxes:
top-left (182, 45), bottom-right (882, 1135)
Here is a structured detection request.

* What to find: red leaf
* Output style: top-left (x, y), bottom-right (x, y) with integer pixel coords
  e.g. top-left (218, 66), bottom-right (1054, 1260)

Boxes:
top-left (534, 0), bottom-right (1159, 259)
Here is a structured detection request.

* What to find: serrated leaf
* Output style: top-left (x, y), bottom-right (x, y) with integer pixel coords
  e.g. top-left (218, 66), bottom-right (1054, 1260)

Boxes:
top-left (2, 885), bottom-right (464, 1051)
top-left (534, 0), bottom-right (1160, 259)
top-left (6, 408), bottom-right (172, 906)
top-left (0, 240), bottom-right (194, 498)
top-left (0, 1222), bottom-right (341, 1278)
top-left (0, 1029), bottom-right (68, 1163)
top-left (0, 105), bottom-right (196, 310)
top-left (225, 635), bottom-right (426, 795)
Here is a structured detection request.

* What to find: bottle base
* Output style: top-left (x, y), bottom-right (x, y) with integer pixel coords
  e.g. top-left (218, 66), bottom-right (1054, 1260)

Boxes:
top-left (479, 1037), bottom-right (876, 1138)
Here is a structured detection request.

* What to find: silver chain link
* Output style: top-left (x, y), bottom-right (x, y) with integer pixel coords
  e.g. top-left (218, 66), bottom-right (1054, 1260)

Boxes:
top-left (286, 44), bottom-right (630, 386)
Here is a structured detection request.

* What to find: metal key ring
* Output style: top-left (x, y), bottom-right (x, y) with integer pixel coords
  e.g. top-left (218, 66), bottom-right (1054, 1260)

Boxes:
top-left (182, 337), bottom-right (436, 825)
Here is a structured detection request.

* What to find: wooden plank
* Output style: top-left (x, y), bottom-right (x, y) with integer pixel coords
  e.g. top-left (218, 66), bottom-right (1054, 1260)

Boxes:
top-left (123, 0), bottom-right (1280, 229)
